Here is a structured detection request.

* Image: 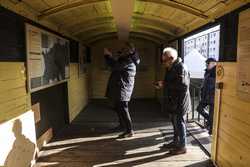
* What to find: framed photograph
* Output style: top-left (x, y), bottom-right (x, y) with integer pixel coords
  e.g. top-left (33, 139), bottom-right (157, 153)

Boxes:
top-left (26, 23), bottom-right (70, 92)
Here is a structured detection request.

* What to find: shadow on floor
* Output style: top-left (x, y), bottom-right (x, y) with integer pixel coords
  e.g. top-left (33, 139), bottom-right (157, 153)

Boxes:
top-left (36, 99), bottom-right (212, 167)
top-left (37, 133), bottom-right (173, 167)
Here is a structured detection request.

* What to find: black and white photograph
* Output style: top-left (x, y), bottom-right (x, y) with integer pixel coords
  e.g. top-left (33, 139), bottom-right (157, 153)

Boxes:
top-left (26, 24), bottom-right (70, 92)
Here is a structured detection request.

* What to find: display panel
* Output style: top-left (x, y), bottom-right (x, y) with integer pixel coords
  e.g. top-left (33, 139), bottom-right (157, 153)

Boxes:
top-left (26, 24), bottom-right (70, 92)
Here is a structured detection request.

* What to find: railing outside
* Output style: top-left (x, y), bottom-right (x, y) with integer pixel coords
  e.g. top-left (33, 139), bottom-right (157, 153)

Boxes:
top-left (187, 80), bottom-right (207, 128)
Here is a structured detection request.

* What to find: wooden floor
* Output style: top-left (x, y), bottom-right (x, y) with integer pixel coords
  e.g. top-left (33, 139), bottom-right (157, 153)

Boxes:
top-left (187, 122), bottom-right (212, 155)
top-left (35, 99), bottom-right (214, 167)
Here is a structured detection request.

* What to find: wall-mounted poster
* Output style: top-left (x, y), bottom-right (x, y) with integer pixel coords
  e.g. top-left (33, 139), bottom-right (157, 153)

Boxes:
top-left (26, 24), bottom-right (70, 92)
top-left (79, 44), bottom-right (87, 76)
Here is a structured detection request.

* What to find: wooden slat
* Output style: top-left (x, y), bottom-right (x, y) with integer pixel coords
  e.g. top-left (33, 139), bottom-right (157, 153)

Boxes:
top-left (220, 103), bottom-right (250, 140)
top-left (0, 88), bottom-right (27, 103)
top-left (0, 0), bottom-right (64, 38)
top-left (237, 9), bottom-right (250, 102)
top-left (212, 62), bottom-right (250, 166)
top-left (217, 154), bottom-right (233, 167)
top-left (0, 62), bottom-right (30, 123)
top-left (185, 1), bottom-right (247, 37)
top-left (139, 0), bottom-right (209, 19)
top-left (0, 78), bottom-right (26, 92)
top-left (1, 93), bottom-right (26, 108)
top-left (0, 105), bottom-right (27, 124)
top-left (32, 103), bottom-right (41, 123)
top-left (68, 63), bottom-right (89, 122)
top-left (217, 131), bottom-right (249, 167)
top-left (132, 13), bottom-right (187, 31)
top-left (37, 128), bottom-right (53, 150)
top-left (0, 63), bottom-right (25, 80)
top-left (38, 0), bottom-right (106, 19)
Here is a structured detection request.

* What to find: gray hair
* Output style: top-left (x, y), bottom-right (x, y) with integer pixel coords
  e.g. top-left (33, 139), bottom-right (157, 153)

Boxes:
top-left (163, 47), bottom-right (178, 60)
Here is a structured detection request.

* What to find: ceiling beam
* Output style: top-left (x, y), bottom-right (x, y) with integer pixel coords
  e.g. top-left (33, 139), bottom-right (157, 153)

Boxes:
top-left (131, 26), bottom-right (173, 41)
top-left (85, 32), bottom-right (118, 43)
top-left (73, 25), bottom-right (116, 36)
top-left (38, 0), bottom-right (106, 19)
top-left (87, 36), bottom-right (118, 44)
top-left (9, 0), bottom-right (22, 4)
top-left (130, 32), bottom-right (164, 43)
top-left (138, 0), bottom-right (209, 19)
top-left (87, 31), bottom-right (163, 44)
top-left (70, 21), bottom-right (115, 35)
top-left (79, 29), bottom-right (117, 41)
top-left (76, 27), bottom-right (116, 36)
top-left (132, 23), bottom-right (176, 36)
top-left (130, 30), bottom-right (166, 41)
top-left (64, 16), bottom-right (114, 29)
top-left (129, 34), bottom-right (161, 44)
top-left (133, 13), bottom-right (187, 32)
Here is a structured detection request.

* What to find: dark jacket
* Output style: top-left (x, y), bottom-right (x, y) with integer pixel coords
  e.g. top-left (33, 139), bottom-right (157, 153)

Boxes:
top-left (105, 51), bottom-right (140, 102)
top-left (163, 57), bottom-right (191, 115)
top-left (200, 66), bottom-right (216, 104)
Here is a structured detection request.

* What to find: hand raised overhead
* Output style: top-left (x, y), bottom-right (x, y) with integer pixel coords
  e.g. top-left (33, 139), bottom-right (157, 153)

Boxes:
top-left (104, 48), bottom-right (112, 57)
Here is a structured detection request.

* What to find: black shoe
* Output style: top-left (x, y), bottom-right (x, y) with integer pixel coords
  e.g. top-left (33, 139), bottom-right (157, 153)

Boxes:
top-left (160, 141), bottom-right (177, 149)
top-left (118, 131), bottom-right (134, 138)
top-left (169, 147), bottom-right (187, 155)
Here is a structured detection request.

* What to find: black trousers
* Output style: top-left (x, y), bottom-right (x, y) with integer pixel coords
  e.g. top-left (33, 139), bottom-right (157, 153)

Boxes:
top-left (115, 101), bottom-right (133, 133)
top-left (197, 102), bottom-right (214, 134)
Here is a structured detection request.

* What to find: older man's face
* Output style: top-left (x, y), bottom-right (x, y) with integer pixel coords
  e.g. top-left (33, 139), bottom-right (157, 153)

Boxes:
top-left (162, 52), bottom-right (173, 67)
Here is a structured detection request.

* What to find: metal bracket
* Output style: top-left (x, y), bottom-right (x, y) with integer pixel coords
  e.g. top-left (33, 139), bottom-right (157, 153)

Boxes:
top-left (216, 82), bottom-right (224, 89)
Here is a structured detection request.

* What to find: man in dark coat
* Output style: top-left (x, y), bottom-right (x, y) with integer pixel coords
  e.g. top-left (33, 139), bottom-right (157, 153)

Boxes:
top-left (197, 58), bottom-right (217, 135)
top-left (155, 47), bottom-right (191, 155)
top-left (104, 42), bottom-right (140, 138)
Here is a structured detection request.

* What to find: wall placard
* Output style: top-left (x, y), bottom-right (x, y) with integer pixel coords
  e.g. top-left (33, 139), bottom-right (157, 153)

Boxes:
top-left (79, 44), bottom-right (87, 76)
top-left (237, 9), bottom-right (250, 101)
top-left (26, 24), bottom-right (70, 92)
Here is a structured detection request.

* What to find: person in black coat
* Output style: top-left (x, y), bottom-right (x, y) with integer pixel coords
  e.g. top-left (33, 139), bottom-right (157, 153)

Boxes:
top-left (104, 42), bottom-right (140, 138)
top-left (155, 47), bottom-right (191, 155)
top-left (197, 58), bottom-right (217, 135)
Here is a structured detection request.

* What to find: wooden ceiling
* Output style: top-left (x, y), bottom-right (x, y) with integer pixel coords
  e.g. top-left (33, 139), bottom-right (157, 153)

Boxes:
top-left (6, 0), bottom-right (249, 44)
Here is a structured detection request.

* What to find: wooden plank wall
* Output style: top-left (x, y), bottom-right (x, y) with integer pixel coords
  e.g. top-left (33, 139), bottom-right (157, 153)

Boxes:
top-left (212, 63), bottom-right (250, 167)
top-left (0, 62), bottom-right (30, 123)
top-left (68, 63), bottom-right (89, 122)
top-left (236, 8), bottom-right (250, 100)
top-left (0, 62), bottom-right (37, 166)
top-left (155, 51), bottom-right (165, 103)
top-left (90, 39), bottom-right (158, 99)
top-left (212, 9), bottom-right (250, 167)
top-left (132, 39), bottom-right (158, 98)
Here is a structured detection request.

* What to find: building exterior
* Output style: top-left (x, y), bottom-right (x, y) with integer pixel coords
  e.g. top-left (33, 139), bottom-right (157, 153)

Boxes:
top-left (184, 25), bottom-right (220, 61)
top-left (184, 25), bottom-right (220, 78)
